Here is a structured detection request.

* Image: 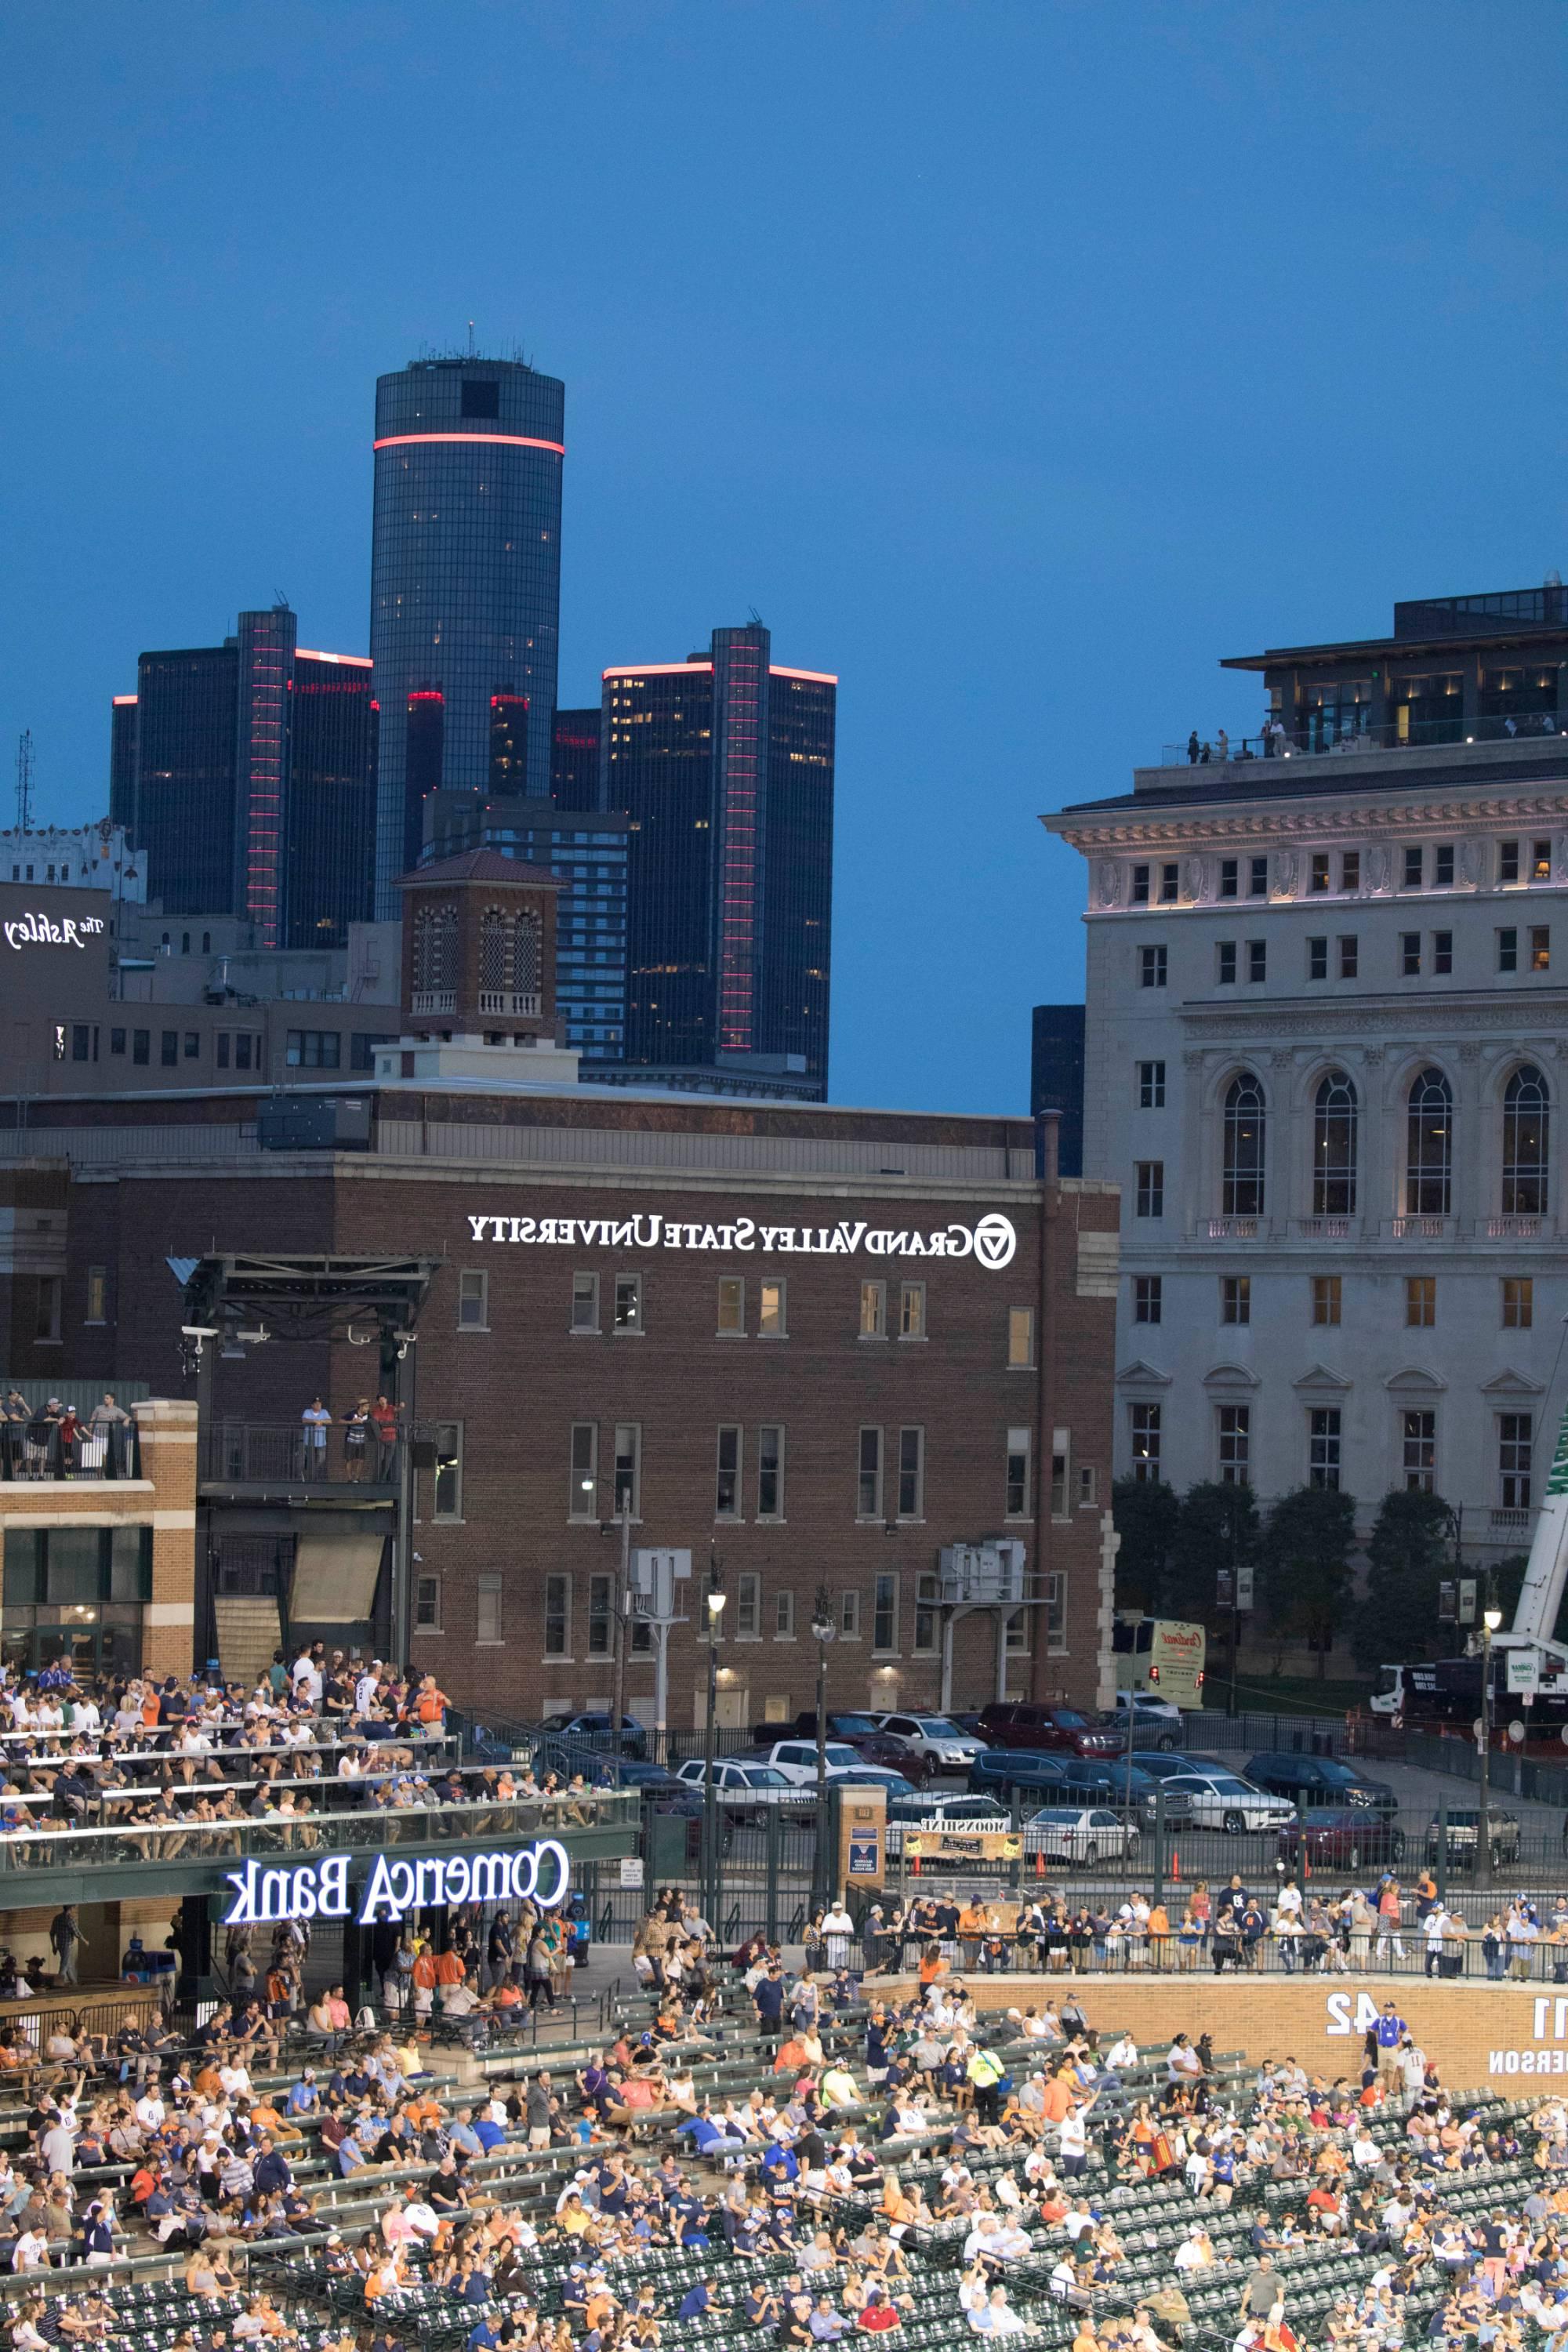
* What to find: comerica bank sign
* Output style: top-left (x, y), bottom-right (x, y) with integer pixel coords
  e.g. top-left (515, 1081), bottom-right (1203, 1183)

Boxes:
top-left (220, 1839), bottom-right (571, 1928)
top-left (466, 1210), bottom-right (1018, 1271)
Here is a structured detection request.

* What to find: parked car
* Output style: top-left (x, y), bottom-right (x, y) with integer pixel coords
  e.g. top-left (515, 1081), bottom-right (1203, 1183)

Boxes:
top-left (1424, 1809), bottom-right (1522, 1868)
top-left (535, 1744), bottom-right (686, 1801)
top-left (750, 1739), bottom-right (886, 1786)
top-left (673, 1758), bottom-right (813, 1808)
top-left (971, 1748), bottom-right (1076, 1798)
top-left (870, 1713), bottom-right (985, 1772)
top-left (978, 1702), bottom-right (1120, 1757)
top-left (1243, 1752), bottom-right (1398, 1815)
top-left (884, 1792), bottom-right (1011, 1860)
top-left (540, 1710), bottom-right (648, 1759)
top-left (1130, 1755), bottom-right (1296, 1832)
top-left (1276, 1806), bottom-right (1406, 1872)
top-left (833, 1767), bottom-right (918, 1799)
top-left (1108, 1692), bottom-right (1185, 1744)
top-left (747, 1711), bottom-right (926, 1773)
top-left (1023, 1804), bottom-right (1142, 1864)
top-left (1052, 1756), bottom-right (1192, 1828)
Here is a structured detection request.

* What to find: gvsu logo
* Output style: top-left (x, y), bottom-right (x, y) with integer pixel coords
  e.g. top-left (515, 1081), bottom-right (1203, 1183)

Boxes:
top-left (972, 1214), bottom-right (1017, 1270)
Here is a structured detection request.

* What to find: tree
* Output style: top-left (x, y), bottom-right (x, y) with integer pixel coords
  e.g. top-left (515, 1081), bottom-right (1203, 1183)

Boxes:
top-left (1110, 1476), bottom-right (1180, 1614)
top-left (1351, 1488), bottom-right (1455, 1669)
top-left (1259, 1486), bottom-right (1357, 1676)
top-left (1167, 1480), bottom-right (1261, 1631)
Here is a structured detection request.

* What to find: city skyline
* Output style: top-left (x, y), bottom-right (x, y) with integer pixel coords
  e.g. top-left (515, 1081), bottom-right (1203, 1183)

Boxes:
top-left (4, 4), bottom-right (1567, 1112)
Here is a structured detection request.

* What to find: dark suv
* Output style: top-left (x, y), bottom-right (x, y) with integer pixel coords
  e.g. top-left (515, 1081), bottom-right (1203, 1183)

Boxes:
top-left (978, 1702), bottom-right (1120, 1757)
top-left (1243, 1751), bottom-right (1397, 1814)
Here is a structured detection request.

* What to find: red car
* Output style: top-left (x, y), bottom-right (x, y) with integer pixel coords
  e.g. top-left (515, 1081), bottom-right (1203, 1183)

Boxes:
top-left (1276, 1807), bottom-right (1406, 1874)
top-left (977, 1701), bottom-right (1121, 1758)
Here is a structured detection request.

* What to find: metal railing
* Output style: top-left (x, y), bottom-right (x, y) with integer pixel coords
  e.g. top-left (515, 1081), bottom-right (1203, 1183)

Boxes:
top-left (201, 1419), bottom-right (405, 1485)
top-left (0, 1421), bottom-right (140, 1481)
top-left (1162, 712), bottom-right (1568, 767)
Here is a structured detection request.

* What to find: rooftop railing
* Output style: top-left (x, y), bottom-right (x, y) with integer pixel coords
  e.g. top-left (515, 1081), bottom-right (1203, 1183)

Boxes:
top-left (0, 1420), bottom-right (140, 1483)
top-left (1162, 710), bottom-right (1568, 767)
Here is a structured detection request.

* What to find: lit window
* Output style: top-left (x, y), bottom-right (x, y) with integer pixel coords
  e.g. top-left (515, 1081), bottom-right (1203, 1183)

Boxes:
top-left (859, 1280), bottom-right (887, 1338)
top-left (717, 1276), bottom-right (746, 1335)
top-left (1007, 1306), bottom-right (1036, 1363)
top-left (898, 1283), bottom-right (926, 1339)
top-left (759, 1279), bottom-right (786, 1338)
top-left (1503, 1276), bottom-right (1534, 1330)
top-left (1312, 1274), bottom-right (1341, 1327)
top-left (1405, 1276), bottom-right (1436, 1328)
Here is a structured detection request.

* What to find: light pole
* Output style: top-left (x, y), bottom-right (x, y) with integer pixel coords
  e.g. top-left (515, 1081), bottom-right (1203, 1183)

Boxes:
top-left (701, 1556), bottom-right (726, 1929)
top-left (811, 1584), bottom-right (836, 1912)
top-left (1478, 1602), bottom-right (1503, 1890)
top-left (579, 1472), bottom-right (633, 1765)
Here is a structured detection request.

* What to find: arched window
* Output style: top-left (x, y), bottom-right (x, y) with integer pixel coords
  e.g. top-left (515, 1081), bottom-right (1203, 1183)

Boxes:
top-left (1222, 1073), bottom-right (1266, 1216)
top-left (514, 913), bottom-right (541, 998)
top-left (479, 908), bottom-right (508, 991)
top-left (411, 902), bottom-right (458, 993)
top-left (1405, 1066), bottom-right (1453, 1214)
top-left (1503, 1064), bottom-right (1550, 1214)
top-left (1312, 1070), bottom-right (1358, 1215)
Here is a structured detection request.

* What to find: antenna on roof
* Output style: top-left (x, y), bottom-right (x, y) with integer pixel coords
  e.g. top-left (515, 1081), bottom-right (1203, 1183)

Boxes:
top-left (467, 321), bottom-right (476, 354)
top-left (14, 731), bottom-right (33, 834)
top-left (273, 589), bottom-right (292, 612)
top-left (748, 605), bottom-right (764, 627)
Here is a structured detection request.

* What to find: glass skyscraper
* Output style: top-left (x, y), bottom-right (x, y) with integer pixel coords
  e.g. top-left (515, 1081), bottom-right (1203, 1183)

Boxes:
top-left (599, 622), bottom-right (835, 1096)
top-left (370, 354), bottom-right (566, 914)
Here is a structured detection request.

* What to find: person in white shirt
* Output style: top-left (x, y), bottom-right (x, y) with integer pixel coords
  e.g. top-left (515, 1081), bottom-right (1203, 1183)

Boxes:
top-left (972, 2287), bottom-right (1031, 2336)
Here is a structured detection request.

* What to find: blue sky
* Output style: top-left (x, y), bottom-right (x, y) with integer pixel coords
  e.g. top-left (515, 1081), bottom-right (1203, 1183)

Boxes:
top-left (3, 2), bottom-right (1566, 1112)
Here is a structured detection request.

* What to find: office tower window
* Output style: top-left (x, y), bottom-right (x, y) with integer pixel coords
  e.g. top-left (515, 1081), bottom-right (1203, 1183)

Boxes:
top-left (1434, 844), bottom-right (1454, 887)
top-left (1135, 1161), bottom-right (1164, 1218)
top-left (716, 1426), bottom-right (742, 1519)
top-left (1219, 858), bottom-right (1238, 898)
top-left (859, 1280), bottom-right (887, 1338)
top-left (839, 1589), bottom-right (860, 1639)
top-left (457, 1270), bottom-right (488, 1330)
top-left (1308, 1408), bottom-right (1341, 1492)
top-left (1503, 1065), bottom-right (1550, 1214)
top-left (757, 1425), bottom-right (784, 1519)
top-left (1131, 863), bottom-right (1150, 904)
top-left (1399, 932), bottom-right (1421, 977)
top-left (1139, 944), bottom-right (1167, 988)
top-left (1500, 1414), bottom-right (1534, 1510)
top-left (1403, 1410), bottom-right (1437, 1493)
top-left (899, 1283), bottom-right (927, 1339)
top-left (1308, 937), bottom-right (1327, 980)
top-left (1005, 1427), bottom-right (1032, 1517)
top-left (1500, 840), bottom-right (1520, 884)
top-left (1309, 853), bottom-right (1330, 894)
top-left (759, 1279), bottom-right (786, 1337)
top-left (1313, 1070), bottom-right (1358, 1214)
top-left (587, 1574), bottom-right (613, 1658)
top-left (1218, 1406), bottom-right (1250, 1486)
top-left (1503, 1276), bottom-right (1534, 1330)
top-left (613, 1274), bottom-right (642, 1333)
top-left (1133, 1276), bottom-right (1162, 1325)
top-left (1405, 1276), bottom-right (1436, 1328)
top-left (1246, 940), bottom-right (1267, 982)
top-left (1160, 862), bottom-right (1178, 902)
top-left (1406, 1067), bottom-right (1453, 1214)
top-left (613, 1424), bottom-right (641, 1516)
top-left (1217, 941), bottom-right (1237, 985)
top-left (1499, 927), bottom-right (1519, 973)
top-left (1221, 1274), bottom-right (1250, 1326)
top-left (873, 1573), bottom-right (898, 1654)
top-left (897, 1428), bottom-right (925, 1519)
top-left (543, 1576), bottom-right (569, 1656)
top-left (1402, 846), bottom-right (1423, 888)
top-left (857, 1428), bottom-right (884, 1519)
top-left (1339, 935), bottom-right (1359, 978)
top-left (1129, 1403), bottom-right (1161, 1482)
top-left (1340, 851), bottom-right (1360, 891)
top-left (1221, 1074), bottom-right (1266, 1215)
top-left (1534, 839), bottom-right (1552, 881)
top-left (1138, 1058), bottom-right (1166, 1108)
top-left (1532, 925), bottom-right (1552, 971)
top-left (1249, 856), bottom-right (1269, 896)
top-left (1007, 1307), bottom-right (1036, 1365)
top-left (1312, 1274), bottom-right (1342, 1327)
top-left (569, 1423), bottom-right (597, 1515)
top-left (571, 1272), bottom-right (600, 1333)
top-left (717, 1277), bottom-right (746, 1335)
top-left (1433, 931), bottom-right (1453, 975)
top-left (735, 1573), bottom-right (761, 1639)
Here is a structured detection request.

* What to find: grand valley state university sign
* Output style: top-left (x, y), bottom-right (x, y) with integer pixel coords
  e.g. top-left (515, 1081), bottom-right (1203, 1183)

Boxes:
top-left (221, 1838), bottom-right (571, 1927)
top-left (465, 1210), bottom-right (1018, 1269)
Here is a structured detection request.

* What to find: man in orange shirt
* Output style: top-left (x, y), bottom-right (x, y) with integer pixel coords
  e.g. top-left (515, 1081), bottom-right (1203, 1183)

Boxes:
top-left (1039, 2070), bottom-right (1075, 2126)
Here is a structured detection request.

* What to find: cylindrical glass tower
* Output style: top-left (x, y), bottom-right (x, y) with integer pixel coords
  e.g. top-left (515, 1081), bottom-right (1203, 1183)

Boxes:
top-left (370, 355), bottom-right (565, 915)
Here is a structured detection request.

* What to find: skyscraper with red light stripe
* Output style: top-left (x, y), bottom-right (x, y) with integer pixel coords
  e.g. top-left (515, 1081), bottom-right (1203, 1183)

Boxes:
top-left (370, 354), bottom-right (565, 914)
top-left (599, 622), bottom-right (835, 1098)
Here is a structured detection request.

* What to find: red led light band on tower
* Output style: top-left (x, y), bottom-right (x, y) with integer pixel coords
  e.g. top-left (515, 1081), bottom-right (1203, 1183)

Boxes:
top-left (373, 433), bottom-right (566, 456)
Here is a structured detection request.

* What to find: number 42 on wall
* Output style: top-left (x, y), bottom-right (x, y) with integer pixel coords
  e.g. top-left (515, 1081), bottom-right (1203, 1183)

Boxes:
top-left (1327, 1992), bottom-right (1388, 2035)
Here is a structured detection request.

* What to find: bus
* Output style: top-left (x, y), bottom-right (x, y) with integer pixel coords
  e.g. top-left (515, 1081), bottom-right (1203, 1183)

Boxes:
top-left (1112, 1613), bottom-right (1207, 1707)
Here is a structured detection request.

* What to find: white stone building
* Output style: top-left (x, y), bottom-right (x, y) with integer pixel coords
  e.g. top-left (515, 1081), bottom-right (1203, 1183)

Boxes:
top-left (1044, 583), bottom-right (1568, 1559)
top-left (0, 822), bottom-right (145, 902)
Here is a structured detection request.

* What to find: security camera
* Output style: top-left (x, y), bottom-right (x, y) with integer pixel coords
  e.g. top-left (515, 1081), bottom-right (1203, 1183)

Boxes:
top-left (181, 1325), bottom-right (220, 1340)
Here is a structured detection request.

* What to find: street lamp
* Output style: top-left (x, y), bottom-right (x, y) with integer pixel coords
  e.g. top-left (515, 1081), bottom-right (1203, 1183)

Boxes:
top-left (1478, 1603), bottom-right (1503, 1890)
top-left (811, 1584), bottom-right (837, 1911)
top-left (702, 1560), bottom-right (727, 1928)
top-left (579, 1472), bottom-right (633, 1765)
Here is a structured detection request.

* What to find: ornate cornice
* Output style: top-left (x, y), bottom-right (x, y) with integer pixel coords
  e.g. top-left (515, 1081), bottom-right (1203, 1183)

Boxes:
top-left (1178, 994), bottom-right (1568, 1038)
top-left (1051, 790), bottom-right (1568, 855)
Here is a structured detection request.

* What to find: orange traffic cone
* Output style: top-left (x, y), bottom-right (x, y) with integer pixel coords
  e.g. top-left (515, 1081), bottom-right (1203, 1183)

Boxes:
top-left (1036, 1852), bottom-right (1045, 1878)
top-left (1170, 1849), bottom-right (1181, 1882)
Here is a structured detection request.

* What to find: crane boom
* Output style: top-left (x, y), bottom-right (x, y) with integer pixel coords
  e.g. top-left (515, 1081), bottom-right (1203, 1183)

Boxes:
top-left (1508, 1403), bottom-right (1568, 1648)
